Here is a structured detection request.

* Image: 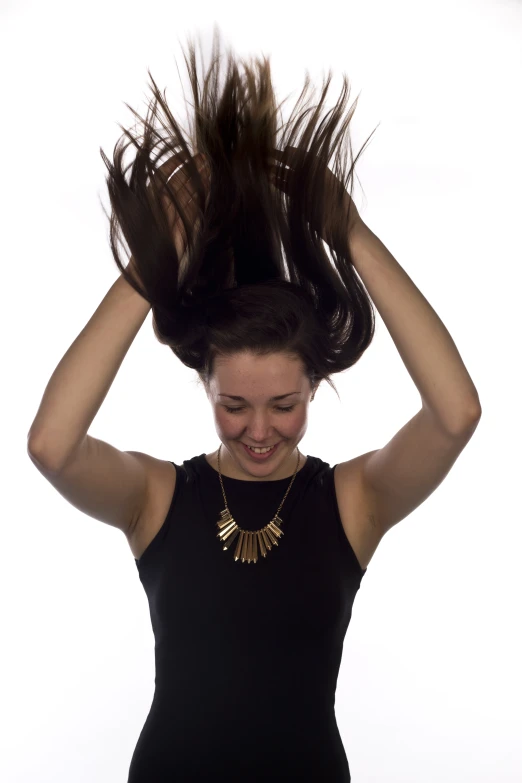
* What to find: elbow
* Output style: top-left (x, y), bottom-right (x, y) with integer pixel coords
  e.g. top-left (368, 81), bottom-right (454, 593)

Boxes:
top-left (27, 437), bottom-right (59, 474)
top-left (27, 432), bottom-right (67, 474)
top-left (454, 399), bottom-right (482, 437)
top-left (422, 395), bottom-right (482, 438)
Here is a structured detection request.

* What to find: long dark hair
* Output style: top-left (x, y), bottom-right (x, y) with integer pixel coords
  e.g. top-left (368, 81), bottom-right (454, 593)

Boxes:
top-left (100, 26), bottom-right (379, 400)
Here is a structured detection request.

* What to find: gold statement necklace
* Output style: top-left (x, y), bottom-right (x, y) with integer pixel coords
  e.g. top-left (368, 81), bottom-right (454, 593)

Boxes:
top-left (215, 442), bottom-right (301, 564)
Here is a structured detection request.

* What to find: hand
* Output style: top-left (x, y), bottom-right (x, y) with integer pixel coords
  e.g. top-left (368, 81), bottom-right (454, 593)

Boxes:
top-left (269, 145), bottom-right (363, 246)
top-left (126, 254), bottom-right (143, 287)
top-left (148, 151), bottom-right (211, 257)
top-left (126, 152), bottom-right (211, 288)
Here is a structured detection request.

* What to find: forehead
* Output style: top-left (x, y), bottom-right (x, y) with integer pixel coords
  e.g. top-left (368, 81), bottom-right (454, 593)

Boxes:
top-left (210, 353), bottom-right (305, 398)
top-left (213, 352), bottom-right (303, 382)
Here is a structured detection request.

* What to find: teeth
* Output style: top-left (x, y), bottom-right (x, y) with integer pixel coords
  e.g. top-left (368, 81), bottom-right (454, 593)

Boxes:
top-left (246, 444), bottom-right (275, 454)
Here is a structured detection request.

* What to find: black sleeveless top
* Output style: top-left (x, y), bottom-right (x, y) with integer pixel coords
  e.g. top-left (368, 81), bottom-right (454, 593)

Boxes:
top-left (127, 453), bottom-right (367, 782)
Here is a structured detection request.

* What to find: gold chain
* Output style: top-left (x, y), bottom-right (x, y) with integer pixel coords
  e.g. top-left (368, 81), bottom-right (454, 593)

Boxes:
top-left (215, 443), bottom-right (301, 563)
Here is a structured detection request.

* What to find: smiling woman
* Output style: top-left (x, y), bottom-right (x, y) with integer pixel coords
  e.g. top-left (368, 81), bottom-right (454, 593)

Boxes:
top-left (100, 28), bottom-right (379, 781)
top-left (25, 13), bottom-right (485, 781)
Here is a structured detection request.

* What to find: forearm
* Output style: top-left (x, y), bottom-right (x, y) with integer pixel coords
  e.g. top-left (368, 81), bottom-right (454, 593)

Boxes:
top-left (27, 273), bottom-right (151, 470)
top-left (348, 221), bottom-right (481, 434)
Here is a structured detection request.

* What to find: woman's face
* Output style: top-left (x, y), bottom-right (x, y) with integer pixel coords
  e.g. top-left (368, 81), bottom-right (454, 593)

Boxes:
top-left (205, 352), bottom-right (314, 480)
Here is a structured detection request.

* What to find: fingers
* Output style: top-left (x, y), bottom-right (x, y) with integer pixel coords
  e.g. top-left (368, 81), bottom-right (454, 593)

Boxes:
top-left (154, 151), bottom-right (206, 193)
top-left (155, 150), bottom-right (191, 180)
top-left (269, 161), bottom-right (292, 194)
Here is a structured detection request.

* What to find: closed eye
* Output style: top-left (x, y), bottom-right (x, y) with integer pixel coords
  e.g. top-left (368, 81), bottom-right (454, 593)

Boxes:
top-left (224, 405), bottom-right (295, 414)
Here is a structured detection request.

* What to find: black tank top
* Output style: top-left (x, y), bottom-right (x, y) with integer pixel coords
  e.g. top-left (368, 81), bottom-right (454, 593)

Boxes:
top-left (127, 452), bottom-right (367, 782)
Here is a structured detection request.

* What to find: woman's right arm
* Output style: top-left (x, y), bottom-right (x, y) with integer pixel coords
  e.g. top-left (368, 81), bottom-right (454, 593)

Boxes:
top-left (27, 150), bottom-right (207, 471)
top-left (27, 273), bottom-right (151, 471)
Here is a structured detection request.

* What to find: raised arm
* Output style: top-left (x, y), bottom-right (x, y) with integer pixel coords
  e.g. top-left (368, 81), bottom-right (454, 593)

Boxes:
top-left (27, 274), bottom-right (151, 470)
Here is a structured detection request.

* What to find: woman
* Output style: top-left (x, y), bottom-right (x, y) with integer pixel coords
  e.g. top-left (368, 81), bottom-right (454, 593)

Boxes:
top-left (27, 28), bottom-right (481, 783)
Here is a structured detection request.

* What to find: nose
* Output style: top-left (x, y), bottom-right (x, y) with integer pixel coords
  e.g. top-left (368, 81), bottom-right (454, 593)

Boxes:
top-left (242, 422), bottom-right (279, 443)
top-left (243, 431), bottom-right (279, 443)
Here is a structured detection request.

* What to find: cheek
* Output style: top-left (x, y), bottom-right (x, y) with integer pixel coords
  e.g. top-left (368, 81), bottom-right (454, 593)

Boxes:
top-left (214, 410), bottom-right (235, 435)
top-left (291, 410), bottom-right (308, 434)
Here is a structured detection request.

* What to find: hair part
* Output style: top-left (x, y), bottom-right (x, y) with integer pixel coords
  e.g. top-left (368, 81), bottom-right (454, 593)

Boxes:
top-left (100, 25), bottom-right (378, 404)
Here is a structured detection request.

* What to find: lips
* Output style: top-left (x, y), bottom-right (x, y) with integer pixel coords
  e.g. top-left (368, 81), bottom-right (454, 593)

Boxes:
top-left (241, 441), bottom-right (281, 459)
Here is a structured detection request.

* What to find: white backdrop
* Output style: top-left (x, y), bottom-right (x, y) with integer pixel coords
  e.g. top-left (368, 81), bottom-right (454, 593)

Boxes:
top-left (2, 0), bottom-right (521, 781)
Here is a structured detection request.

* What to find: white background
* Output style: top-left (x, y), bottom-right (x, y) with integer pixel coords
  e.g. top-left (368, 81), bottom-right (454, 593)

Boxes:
top-left (2, 0), bottom-right (521, 780)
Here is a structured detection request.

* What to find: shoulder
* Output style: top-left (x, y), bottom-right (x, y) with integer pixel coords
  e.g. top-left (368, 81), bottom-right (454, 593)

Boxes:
top-left (333, 451), bottom-right (384, 572)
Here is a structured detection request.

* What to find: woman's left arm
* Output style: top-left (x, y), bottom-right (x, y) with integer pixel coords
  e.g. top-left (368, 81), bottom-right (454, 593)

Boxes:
top-left (348, 220), bottom-right (481, 435)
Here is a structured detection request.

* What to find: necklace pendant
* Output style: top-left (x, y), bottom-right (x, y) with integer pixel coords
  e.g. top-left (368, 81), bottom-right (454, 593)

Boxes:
top-left (216, 508), bottom-right (284, 564)
top-left (217, 510), bottom-right (240, 550)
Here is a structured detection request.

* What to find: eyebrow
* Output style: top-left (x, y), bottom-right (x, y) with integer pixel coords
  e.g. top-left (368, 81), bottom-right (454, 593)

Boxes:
top-left (218, 392), bottom-right (301, 402)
